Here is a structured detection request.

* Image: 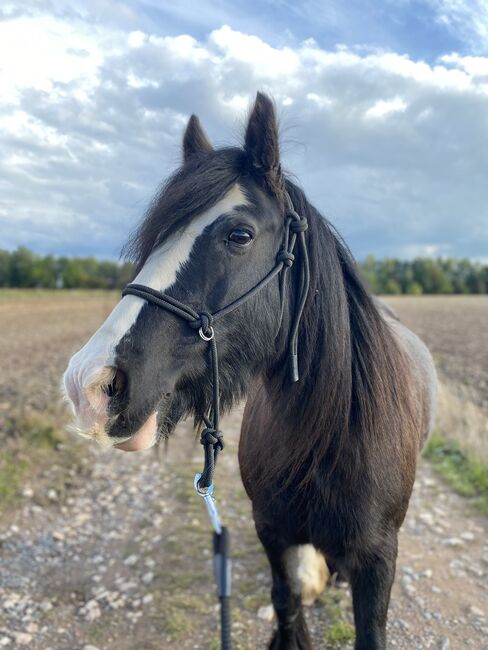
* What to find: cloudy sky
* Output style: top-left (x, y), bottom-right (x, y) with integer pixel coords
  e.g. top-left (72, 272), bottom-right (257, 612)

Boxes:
top-left (1, 1), bottom-right (487, 260)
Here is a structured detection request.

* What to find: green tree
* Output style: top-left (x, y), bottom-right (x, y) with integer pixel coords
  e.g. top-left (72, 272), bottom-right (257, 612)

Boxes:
top-left (405, 281), bottom-right (423, 295)
top-left (0, 247), bottom-right (486, 295)
top-left (10, 247), bottom-right (38, 287)
top-left (383, 279), bottom-right (402, 295)
top-left (361, 255), bottom-right (379, 293)
top-left (0, 250), bottom-right (11, 286)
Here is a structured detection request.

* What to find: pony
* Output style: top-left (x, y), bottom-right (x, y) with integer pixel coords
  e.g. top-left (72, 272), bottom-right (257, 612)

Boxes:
top-left (63, 92), bottom-right (437, 649)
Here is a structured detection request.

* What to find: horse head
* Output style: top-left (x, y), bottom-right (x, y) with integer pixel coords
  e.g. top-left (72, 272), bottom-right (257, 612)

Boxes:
top-left (63, 93), bottom-right (298, 451)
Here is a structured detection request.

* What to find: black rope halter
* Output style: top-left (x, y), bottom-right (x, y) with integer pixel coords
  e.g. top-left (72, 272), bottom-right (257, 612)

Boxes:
top-left (122, 191), bottom-right (309, 490)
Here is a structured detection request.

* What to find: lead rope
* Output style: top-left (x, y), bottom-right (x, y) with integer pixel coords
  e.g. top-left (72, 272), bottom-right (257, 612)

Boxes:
top-left (122, 193), bottom-right (309, 650)
top-left (194, 477), bottom-right (231, 649)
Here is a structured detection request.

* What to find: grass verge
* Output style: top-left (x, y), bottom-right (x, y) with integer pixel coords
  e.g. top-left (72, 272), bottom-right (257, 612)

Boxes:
top-left (0, 412), bottom-right (83, 508)
top-left (423, 431), bottom-right (488, 514)
top-left (318, 588), bottom-right (355, 648)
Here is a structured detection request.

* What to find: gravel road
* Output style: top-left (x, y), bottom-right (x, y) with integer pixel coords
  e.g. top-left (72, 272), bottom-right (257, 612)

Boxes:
top-left (1, 416), bottom-right (487, 649)
top-left (0, 293), bottom-right (487, 649)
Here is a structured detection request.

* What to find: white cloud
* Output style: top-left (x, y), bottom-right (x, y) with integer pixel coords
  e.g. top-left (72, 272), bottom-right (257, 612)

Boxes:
top-left (429, 0), bottom-right (488, 52)
top-left (0, 14), bottom-right (115, 103)
top-left (1, 12), bottom-right (488, 259)
top-left (441, 52), bottom-right (488, 76)
top-left (306, 93), bottom-right (332, 109)
top-left (365, 97), bottom-right (407, 119)
top-left (397, 243), bottom-right (453, 258)
top-left (209, 25), bottom-right (300, 78)
top-left (128, 30), bottom-right (146, 48)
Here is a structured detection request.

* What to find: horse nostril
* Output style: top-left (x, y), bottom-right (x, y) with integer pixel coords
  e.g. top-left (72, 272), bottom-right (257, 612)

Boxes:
top-left (104, 368), bottom-right (127, 400)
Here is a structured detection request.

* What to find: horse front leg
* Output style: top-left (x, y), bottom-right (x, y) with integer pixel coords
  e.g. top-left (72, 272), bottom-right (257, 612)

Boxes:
top-left (268, 563), bottom-right (313, 650)
top-left (349, 534), bottom-right (398, 650)
top-left (257, 527), bottom-right (314, 650)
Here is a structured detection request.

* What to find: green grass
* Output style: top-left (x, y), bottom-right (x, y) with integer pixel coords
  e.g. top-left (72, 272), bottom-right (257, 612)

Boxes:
top-left (424, 432), bottom-right (488, 514)
top-left (318, 588), bottom-right (355, 648)
top-left (3, 413), bottom-right (67, 451)
top-left (86, 621), bottom-right (111, 644)
top-left (163, 605), bottom-right (195, 639)
top-left (22, 415), bottom-right (66, 447)
top-left (0, 413), bottom-right (82, 507)
top-left (0, 452), bottom-right (28, 502)
top-left (325, 621), bottom-right (356, 647)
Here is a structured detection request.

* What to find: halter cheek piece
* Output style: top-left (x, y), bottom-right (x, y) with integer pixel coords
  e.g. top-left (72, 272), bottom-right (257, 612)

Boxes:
top-left (122, 192), bottom-right (309, 489)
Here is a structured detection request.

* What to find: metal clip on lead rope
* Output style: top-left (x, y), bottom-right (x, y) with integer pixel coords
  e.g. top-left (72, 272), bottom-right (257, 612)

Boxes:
top-left (194, 473), bottom-right (222, 535)
top-left (194, 474), bottom-right (232, 650)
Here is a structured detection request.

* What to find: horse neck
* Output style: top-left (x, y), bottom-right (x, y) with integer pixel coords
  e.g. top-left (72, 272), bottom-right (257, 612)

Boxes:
top-left (255, 187), bottom-right (414, 488)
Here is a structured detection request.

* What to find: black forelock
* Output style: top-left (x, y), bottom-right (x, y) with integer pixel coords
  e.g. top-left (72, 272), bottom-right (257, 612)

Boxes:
top-left (123, 147), bottom-right (250, 272)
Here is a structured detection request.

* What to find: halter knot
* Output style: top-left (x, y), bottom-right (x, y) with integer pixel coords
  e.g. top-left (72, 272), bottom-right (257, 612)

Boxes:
top-left (276, 249), bottom-right (295, 267)
top-left (289, 215), bottom-right (308, 233)
top-left (200, 428), bottom-right (224, 451)
top-left (189, 311), bottom-right (214, 337)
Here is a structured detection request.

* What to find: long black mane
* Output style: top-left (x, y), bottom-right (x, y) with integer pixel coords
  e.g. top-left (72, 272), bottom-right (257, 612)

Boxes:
top-left (244, 177), bottom-right (417, 490)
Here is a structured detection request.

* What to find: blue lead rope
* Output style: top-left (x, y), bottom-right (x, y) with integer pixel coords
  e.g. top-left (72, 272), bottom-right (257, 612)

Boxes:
top-left (195, 474), bottom-right (232, 650)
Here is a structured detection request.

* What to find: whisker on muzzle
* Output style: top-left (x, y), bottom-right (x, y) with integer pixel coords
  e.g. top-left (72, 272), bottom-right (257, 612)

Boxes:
top-left (86, 366), bottom-right (117, 412)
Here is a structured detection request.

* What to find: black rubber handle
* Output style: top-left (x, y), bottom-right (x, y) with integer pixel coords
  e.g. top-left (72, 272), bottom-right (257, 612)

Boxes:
top-left (213, 527), bottom-right (231, 598)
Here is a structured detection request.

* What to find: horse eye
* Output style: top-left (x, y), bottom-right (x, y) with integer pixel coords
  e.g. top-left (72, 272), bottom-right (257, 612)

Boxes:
top-left (228, 227), bottom-right (253, 245)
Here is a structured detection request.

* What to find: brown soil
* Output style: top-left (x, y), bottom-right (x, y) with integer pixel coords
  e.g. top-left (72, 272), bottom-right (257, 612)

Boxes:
top-left (0, 292), bottom-right (486, 649)
top-left (385, 296), bottom-right (488, 410)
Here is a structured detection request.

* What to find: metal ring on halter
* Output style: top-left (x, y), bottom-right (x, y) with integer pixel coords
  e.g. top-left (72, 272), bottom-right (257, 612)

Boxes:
top-left (199, 325), bottom-right (214, 341)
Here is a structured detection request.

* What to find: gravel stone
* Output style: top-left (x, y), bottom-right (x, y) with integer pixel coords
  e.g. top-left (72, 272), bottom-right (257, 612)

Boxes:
top-left (79, 600), bottom-right (101, 622)
top-left (257, 605), bottom-right (275, 622)
top-left (142, 571), bottom-right (154, 585)
top-left (13, 633), bottom-right (32, 646)
top-left (469, 605), bottom-right (485, 618)
top-left (443, 537), bottom-right (464, 547)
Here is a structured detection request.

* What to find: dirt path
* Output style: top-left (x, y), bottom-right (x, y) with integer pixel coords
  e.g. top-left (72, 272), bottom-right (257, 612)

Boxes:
top-left (0, 413), bottom-right (487, 649)
top-left (0, 293), bottom-right (487, 649)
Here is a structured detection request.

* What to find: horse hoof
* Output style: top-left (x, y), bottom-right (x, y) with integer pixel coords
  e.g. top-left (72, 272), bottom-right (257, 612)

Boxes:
top-left (268, 630), bottom-right (314, 650)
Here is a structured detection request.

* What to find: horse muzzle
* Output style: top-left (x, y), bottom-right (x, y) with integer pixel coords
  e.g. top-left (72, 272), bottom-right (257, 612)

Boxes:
top-left (63, 352), bottom-right (158, 452)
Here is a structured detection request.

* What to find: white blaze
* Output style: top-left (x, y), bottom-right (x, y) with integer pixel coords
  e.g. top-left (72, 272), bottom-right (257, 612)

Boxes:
top-left (63, 184), bottom-right (247, 447)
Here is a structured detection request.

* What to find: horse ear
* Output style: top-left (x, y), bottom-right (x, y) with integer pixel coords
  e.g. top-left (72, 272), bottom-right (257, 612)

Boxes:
top-left (183, 114), bottom-right (213, 162)
top-left (244, 92), bottom-right (281, 192)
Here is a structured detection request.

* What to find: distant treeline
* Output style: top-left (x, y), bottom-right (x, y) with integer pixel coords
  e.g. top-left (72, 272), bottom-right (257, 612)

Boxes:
top-left (0, 247), bottom-right (134, 289)
top-left (1, 247), bottom-right (488, 294)
top-left (360, 255), bottom-right (488, 295)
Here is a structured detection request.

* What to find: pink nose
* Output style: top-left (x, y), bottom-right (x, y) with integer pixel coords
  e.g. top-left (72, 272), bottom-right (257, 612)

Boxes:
top-left (63, 363), bottom-right (124, 434)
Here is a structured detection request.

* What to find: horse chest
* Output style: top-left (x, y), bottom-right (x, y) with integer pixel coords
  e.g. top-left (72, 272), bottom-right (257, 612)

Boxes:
top-left (250, 477), bottom-right (376, 560)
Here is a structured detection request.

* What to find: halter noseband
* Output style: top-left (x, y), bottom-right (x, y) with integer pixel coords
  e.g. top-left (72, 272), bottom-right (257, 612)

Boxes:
top-left (122, 191), bottom-right (309, 489)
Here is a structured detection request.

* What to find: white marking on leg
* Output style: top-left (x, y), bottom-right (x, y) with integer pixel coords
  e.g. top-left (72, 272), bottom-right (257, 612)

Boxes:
top-left (284, 544), bottom-right (329, 606)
